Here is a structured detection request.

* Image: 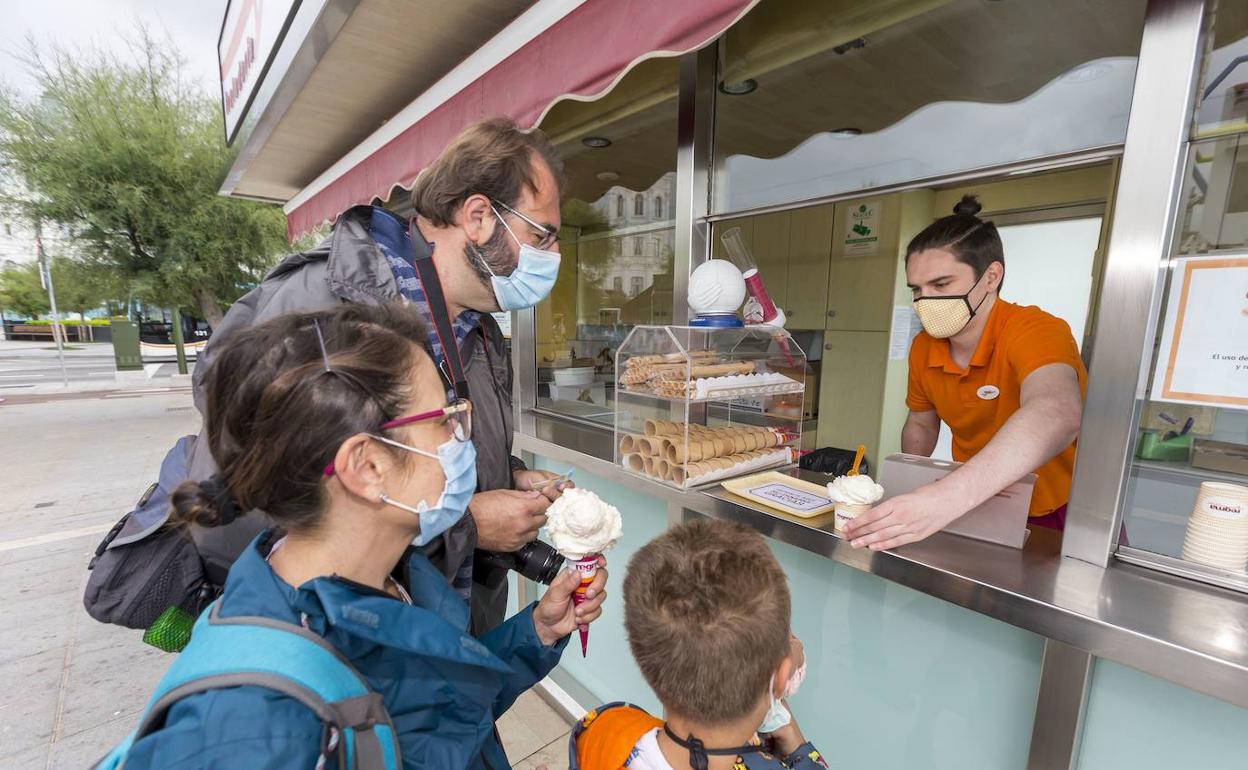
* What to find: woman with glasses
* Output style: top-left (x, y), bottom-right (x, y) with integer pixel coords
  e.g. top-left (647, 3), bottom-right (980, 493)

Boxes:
top-left (112, 303), bottom-right (608, 770)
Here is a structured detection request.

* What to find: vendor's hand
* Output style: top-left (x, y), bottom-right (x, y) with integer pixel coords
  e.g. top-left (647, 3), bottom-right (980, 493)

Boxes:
top-left (760, 707), bottom-right (806, 758)
top-left (469, 489), bottom-right (551, 552)
top-left (513, 469), bottom-right (574, 503)
top-left (843, 482), bottom-right (968, 551)
top-left (532, 555), bottom-right (608, 646)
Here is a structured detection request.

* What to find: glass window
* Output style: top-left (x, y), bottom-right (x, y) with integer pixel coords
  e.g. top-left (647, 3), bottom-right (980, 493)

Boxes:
top-left (1119, 7), bottom-right (1248, 586)
top-left (533, 57), bottom-right (678, 424)
top-left (1194, 6), bottom-right (1248, 139)
top-left (711, 0), bottom-right (1147, 213)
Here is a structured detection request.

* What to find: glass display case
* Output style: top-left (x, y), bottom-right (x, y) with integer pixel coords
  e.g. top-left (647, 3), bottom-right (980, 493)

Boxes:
top-left (614, 325), bottom-right (806, 488)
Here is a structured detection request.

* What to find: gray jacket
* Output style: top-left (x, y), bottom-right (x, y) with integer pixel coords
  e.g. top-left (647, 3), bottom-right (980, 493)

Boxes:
top-left (187, 206), bottom-right (520, 631)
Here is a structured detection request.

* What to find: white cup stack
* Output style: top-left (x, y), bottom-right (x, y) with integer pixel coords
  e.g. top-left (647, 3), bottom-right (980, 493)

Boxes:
top-left (1181, 481), bottom-right (1248, 573)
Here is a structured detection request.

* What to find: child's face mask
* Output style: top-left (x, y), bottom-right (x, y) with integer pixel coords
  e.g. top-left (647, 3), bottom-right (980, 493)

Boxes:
top-left (757, 657), bottom-right (807, 733)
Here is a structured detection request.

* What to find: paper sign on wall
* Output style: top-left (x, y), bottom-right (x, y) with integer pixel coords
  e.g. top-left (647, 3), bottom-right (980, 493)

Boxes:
top-left (889, 305), bottom-right (921, 360)
top-left (1152, 255), bottom-right (1248, 409)
top-left (843, 200), bottom-right (881, 257)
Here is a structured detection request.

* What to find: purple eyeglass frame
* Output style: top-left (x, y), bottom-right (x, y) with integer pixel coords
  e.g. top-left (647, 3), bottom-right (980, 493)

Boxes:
top-left (322, 400), bottom-right (471, 476)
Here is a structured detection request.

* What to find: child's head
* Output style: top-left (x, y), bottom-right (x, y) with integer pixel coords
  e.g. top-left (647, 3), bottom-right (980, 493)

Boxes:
top-left (624, 518), bottom-right (794, 727)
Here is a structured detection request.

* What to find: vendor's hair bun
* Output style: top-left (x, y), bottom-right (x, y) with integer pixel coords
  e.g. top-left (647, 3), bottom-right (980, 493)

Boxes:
top-left (953, 194), bottom-right (983, 218)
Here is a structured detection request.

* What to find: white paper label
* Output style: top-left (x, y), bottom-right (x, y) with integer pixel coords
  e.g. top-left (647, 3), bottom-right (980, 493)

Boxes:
top-left (1152, 255), bottom-right (1248, 409)
top-left (747, 482), bottom-right (831, 512)
top-left (1200, 497), bottom-right (1247, 520)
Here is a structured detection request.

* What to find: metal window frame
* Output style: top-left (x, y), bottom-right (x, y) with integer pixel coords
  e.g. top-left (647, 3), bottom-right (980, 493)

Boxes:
top-left (1062, 0), bottom-right (1208, 568)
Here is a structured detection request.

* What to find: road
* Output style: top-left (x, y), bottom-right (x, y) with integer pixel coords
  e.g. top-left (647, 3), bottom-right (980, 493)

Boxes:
top-left (0, 341), bottom-right (185, 393)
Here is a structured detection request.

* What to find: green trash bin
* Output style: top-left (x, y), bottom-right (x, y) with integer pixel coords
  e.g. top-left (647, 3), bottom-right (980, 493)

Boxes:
top-left (110, 319), bottom-right (143, 371)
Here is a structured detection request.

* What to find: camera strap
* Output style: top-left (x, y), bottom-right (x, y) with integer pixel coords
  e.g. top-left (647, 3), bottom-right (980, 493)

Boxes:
top-left (409, 220), bottom-right (470, 400)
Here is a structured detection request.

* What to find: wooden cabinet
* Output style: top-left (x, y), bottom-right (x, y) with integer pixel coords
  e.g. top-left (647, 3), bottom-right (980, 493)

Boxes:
top-left (710, 216), bottom-right (754, 262)
top-left (784, 204), bottom-right (833, 327)
top-left (816, 330), bottom-right (890, 468)
top-left (826, 194), bottom-right (903, 332)
top-left (711, 208), bottom-right (833, 329)
top-left (751, 211), bottom-right (790, 313)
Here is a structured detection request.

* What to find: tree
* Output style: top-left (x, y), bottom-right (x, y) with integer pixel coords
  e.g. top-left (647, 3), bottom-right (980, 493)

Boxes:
top-left (0, 28), bottom-right (290, 329)
top-left (0, 262), bottom-right (49, 318)
top-left (51, 257), bottom-right (123, 322)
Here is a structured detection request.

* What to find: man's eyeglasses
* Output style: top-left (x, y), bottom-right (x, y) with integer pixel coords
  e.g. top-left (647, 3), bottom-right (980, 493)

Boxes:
top-left (323, 399), bottom-right (472, 476)
top-left (495, 200), bottom-right (560, 250)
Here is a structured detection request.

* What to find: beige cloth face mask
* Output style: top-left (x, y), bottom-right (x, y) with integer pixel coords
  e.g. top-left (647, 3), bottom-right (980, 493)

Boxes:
top-left (912, 270), bottom-right (989, 339)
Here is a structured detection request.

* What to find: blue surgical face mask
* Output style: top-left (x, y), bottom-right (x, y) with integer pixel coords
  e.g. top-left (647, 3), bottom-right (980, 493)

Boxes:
top-left (475, 205), bottom-right (561, 311)
top-left (373, 432), bottom-right (477, 546)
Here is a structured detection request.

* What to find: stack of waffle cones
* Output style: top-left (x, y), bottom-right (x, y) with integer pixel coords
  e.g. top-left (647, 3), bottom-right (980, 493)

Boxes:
top-left (618, 350), bottom-right (753, 394)
top-left (619, 420), bottom-right (796, 485)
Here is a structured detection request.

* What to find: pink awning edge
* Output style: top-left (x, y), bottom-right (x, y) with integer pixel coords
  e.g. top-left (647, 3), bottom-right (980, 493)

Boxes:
top-left (285, 0), bottom-right (757, 239)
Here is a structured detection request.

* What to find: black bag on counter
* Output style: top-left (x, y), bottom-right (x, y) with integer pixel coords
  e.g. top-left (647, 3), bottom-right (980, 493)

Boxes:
top-left (799, 447), bottom-right (870, 478)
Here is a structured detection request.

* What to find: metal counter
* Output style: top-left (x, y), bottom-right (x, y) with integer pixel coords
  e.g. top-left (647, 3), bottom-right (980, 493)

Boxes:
top-left (516, 414), bottom-right (1248, 711)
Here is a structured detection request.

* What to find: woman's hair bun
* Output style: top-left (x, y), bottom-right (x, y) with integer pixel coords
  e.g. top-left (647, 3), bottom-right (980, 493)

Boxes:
top-left (953, 194), bottom-right (983, 217)
top-left (170, 476), bottom-right (239, 529)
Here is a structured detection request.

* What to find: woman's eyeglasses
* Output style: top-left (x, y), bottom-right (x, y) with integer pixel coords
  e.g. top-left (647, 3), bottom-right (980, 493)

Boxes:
top-left (323, 399), bottom-right (472, 476)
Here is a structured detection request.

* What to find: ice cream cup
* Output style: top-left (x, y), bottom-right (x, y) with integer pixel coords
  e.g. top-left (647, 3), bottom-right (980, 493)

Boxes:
top-left (1194, 483), bottom-right (1248, 521)
top-left (834, 502), bottom-right (872, 534)
top-left (571, 555), bottom-right (599, 656)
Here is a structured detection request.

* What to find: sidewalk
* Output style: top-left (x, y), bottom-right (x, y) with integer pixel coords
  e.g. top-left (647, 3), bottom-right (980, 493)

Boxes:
top-left (0, 390), bottom-right (571, 768)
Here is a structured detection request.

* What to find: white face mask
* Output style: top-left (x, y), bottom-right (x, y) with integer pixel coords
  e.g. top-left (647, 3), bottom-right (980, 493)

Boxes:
top-left (757, 658), bottom-right (808, 734)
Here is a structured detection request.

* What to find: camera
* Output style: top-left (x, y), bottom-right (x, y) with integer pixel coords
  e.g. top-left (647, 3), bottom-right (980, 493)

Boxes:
top-left (478, 540), bottom-right (566, 585)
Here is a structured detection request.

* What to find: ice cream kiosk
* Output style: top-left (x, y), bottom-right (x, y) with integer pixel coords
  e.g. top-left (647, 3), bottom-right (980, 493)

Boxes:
top-left (219, 0), bottom-right (1248, 767)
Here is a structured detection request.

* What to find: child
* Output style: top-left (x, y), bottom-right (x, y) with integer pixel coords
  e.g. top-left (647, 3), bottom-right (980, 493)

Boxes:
top-left (572, 518), bottom-right (827, 770)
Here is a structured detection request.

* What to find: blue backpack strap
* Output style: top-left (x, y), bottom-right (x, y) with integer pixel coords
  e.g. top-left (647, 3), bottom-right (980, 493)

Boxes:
top-left (121, 601), bottom-right (400, 770)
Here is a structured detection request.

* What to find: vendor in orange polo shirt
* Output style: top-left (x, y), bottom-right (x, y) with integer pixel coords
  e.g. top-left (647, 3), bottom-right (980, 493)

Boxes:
top-left (845, 196), bottom-right (1086, 551)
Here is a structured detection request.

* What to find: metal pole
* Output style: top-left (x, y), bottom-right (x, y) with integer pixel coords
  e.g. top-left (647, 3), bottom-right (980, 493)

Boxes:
top-left (35, 223), bottom-right (70, 387)
top-left (171, 307), bottom-right (188, 375)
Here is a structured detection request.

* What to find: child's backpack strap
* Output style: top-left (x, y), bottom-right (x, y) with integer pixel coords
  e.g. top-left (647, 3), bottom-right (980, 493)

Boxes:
top-left (93, 600), bottom-right (400, 770)
top-left (570, 702), bottom-right (664, 770)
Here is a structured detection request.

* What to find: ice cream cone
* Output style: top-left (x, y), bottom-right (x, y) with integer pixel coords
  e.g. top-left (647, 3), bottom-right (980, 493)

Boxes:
top-left (619, 433), bottom-right (641, 455)
top-left (625, 453), bottom-right (645, 473)
top-left (572, 556), bottom-right (599, 656)
top-left (642, 454), bottom-right (656, 476)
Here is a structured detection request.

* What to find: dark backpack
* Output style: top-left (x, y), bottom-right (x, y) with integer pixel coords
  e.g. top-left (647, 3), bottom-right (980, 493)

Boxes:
top-left (83, 436), bottom-right (217, 644)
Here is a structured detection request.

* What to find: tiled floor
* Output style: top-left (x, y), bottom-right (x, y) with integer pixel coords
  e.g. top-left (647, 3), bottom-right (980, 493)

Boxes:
top-left (499, 690), bottom-right (575, 770)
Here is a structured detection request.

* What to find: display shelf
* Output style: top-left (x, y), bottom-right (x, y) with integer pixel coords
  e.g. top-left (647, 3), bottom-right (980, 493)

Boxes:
top-left (615, 325), bottom-right (807, 489)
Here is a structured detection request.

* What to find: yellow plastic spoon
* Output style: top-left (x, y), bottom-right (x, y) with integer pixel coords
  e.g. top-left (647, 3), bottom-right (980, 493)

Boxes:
top-left (848, 444), bottom-right (866, 476)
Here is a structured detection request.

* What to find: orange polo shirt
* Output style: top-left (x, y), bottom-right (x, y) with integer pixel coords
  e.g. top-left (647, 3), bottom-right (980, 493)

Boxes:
top-left (906, 300), bottom-right (1087, 516)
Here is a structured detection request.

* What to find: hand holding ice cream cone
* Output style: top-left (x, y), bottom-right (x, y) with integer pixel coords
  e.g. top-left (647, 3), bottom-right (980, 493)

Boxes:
top-left (542, 488), bottom-right (624, 655)
top-left (533, 554), bottom-right (609, 648)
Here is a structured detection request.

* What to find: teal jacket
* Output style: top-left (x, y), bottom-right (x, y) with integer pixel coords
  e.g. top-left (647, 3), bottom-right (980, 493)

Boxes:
top-left (122, 531), bottom-right (567, 769)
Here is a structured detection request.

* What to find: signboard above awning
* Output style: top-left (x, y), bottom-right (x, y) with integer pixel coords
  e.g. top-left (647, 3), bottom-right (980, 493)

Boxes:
top-left (218, 0), bottom-right (302, 145)
top-left (282, 0), bottom-right (758, 239)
